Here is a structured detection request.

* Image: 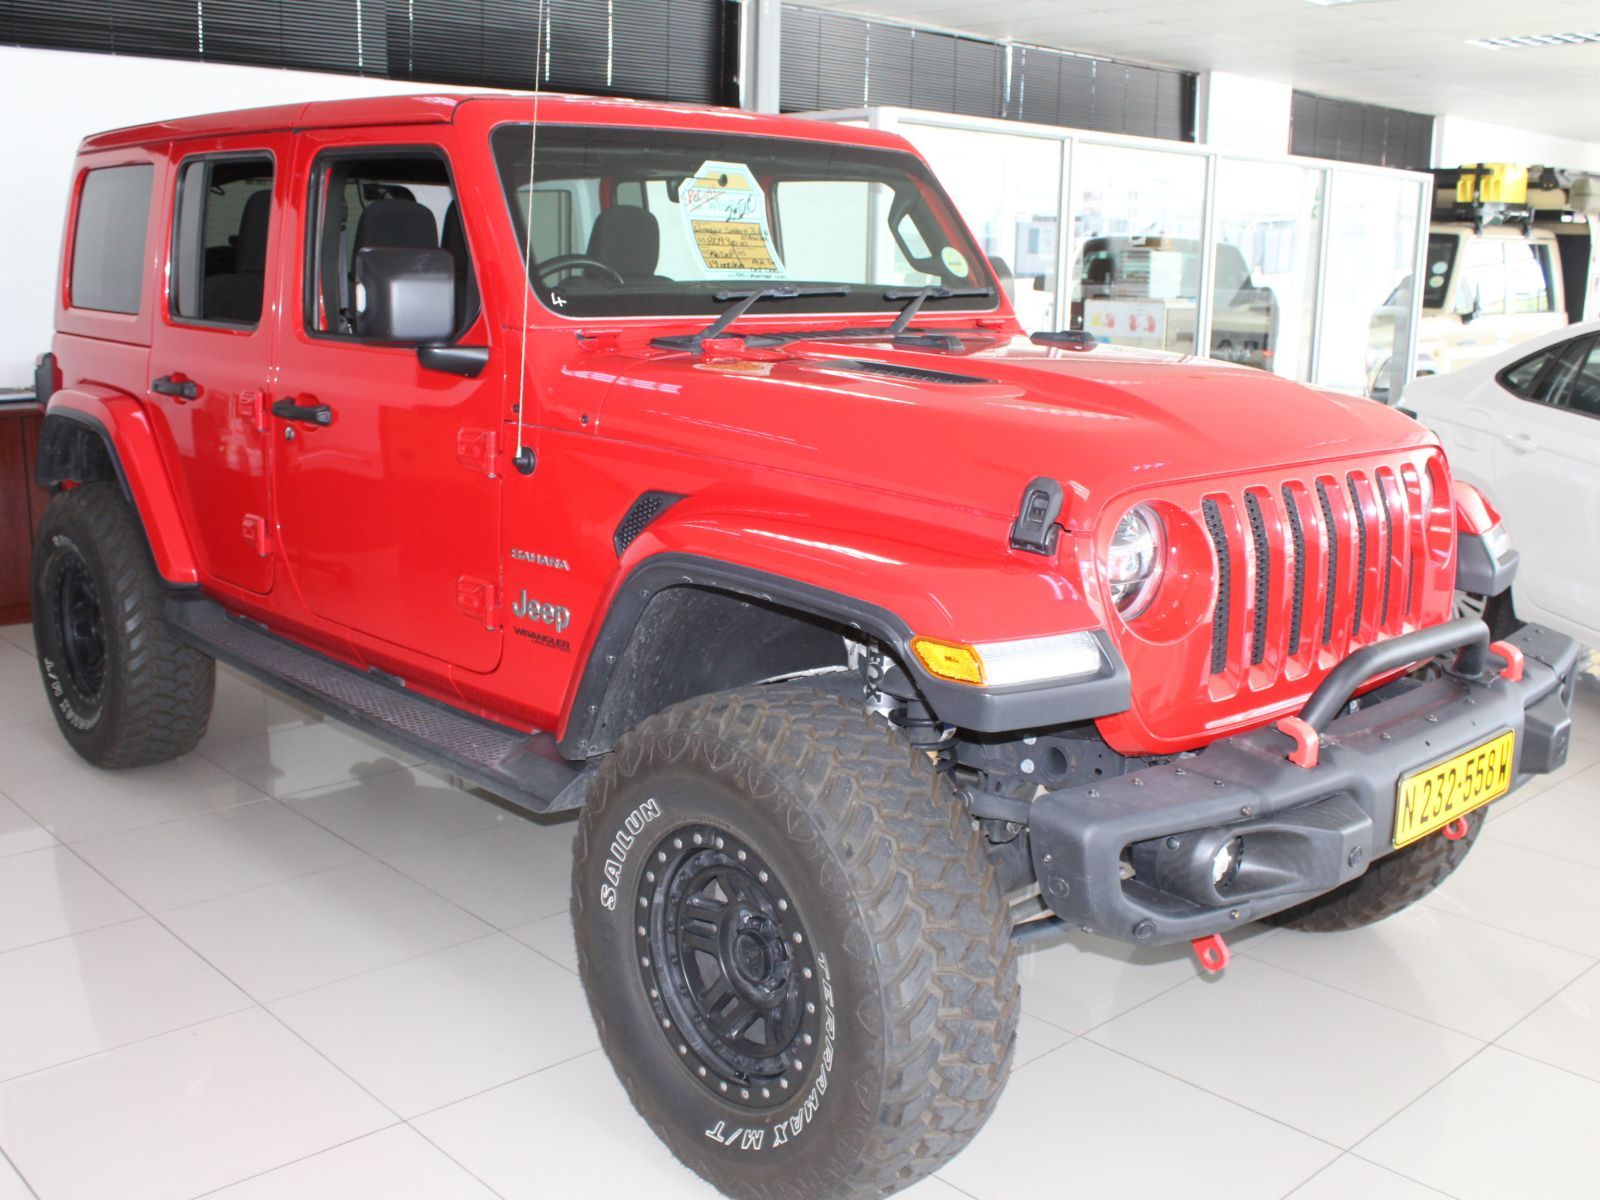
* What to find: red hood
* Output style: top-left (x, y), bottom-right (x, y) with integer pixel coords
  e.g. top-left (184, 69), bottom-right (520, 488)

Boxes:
top-left (589, 332), bottom-right (1438, 530)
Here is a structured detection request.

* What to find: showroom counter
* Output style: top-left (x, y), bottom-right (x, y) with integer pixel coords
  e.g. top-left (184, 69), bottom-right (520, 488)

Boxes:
top-left (0, 394), bottom-right (46, 624)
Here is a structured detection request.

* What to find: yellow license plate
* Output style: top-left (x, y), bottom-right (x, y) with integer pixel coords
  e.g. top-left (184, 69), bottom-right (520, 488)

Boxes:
top-left (1393, 730), bottom-right (1516, 848)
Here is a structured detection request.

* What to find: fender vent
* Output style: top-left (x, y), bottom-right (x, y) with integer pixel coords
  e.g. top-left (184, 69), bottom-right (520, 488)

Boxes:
top-left (614, 491), bottom-right (684, 556)
top-left (814, 359), bottom-right (990, 385)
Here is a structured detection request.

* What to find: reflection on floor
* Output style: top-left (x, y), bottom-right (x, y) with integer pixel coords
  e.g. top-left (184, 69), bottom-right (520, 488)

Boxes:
top-left (1, 619), bottom-right (1598, 1199)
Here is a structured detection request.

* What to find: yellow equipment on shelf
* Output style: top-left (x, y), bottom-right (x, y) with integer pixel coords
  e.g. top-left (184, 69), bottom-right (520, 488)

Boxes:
top-left (1457, 163), bottom-right (1529, 205)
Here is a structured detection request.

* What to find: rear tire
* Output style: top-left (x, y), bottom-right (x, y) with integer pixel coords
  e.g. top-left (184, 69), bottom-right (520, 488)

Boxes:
top-left (1262, 808), bottom-right (1484, 932)
top-left (572, 682), bottom-right (1018, 1200)
top-left (31, 483), bottom-right (214, 767)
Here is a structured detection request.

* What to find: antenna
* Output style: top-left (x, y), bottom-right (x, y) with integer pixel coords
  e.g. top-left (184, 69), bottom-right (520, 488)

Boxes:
top-left (511, 0), bottom-right (548, 477)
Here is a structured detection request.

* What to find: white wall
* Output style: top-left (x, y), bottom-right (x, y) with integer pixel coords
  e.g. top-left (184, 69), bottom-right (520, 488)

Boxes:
top-left (0, 45), bottom-right (468, 385)
top-left (1197, 71), bottom-right (1293, 159)
top-left (1433, 114), bottom-right (1600, 174)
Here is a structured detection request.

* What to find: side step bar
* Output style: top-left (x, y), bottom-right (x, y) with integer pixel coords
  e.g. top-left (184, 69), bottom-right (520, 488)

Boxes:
top-left (165, 595), bottom-right (590, 814)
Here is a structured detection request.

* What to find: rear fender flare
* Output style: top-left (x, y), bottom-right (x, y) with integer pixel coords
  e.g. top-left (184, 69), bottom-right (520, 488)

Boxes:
top-left (36, 390), bottom-right (199, 585)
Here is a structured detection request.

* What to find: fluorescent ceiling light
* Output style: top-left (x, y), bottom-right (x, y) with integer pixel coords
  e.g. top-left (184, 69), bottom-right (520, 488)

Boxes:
top-left (1469, 32), bottom-right (1600, 49)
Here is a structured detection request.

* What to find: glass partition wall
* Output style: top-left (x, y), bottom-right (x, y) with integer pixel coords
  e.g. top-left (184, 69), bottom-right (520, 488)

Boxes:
top-left (810, 108), bottom-right (1428, 400)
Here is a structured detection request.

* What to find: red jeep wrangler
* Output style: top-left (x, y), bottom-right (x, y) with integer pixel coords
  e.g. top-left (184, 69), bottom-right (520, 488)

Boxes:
top-left (32, 95), bottom-right (1577, 1199)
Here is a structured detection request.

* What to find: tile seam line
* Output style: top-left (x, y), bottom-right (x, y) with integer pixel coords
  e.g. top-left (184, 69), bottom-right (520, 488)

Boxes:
top-left (405, 1046), bottom-right (608, 1124)
top-left (28, 789), bottom-right (276, 848)
top-left (1416, 893), bottom-right (1600, 958)
top-left (0, 1140), bottom-right (43, 1200)
top-left (182, 1121), bottom-right (411, 1200)
top-left (1079, 1038), bottom-right (1349, 1156)
top-left (1242, 934), bottom-right (1588, 1043)
top-left (155, 852), bottom-right (494, 935)
top-left (258, 927), bottom-right (503, 1005)
top-left (1345, 1040), bottom-right (1497, 1169)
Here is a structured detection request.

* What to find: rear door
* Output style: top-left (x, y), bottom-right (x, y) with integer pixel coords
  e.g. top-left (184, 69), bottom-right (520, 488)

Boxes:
top-left (269, 132), bottom-right (503, 672)
top-left (147, 140), bottom-right (286, 594)
top-left (1490, 335), bottom-right (1600, 642)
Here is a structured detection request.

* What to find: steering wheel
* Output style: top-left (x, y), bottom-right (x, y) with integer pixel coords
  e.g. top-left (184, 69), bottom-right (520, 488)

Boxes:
top-left (537, 255), bottom-right (626, 286)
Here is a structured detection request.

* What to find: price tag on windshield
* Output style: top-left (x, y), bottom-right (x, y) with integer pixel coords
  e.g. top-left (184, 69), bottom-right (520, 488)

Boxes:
top-left (680, 161), bottom-right (786, 279)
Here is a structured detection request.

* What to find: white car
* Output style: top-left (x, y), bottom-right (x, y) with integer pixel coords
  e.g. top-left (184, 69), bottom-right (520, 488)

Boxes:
top-left (1404, 320), bottom-right (1600, 647)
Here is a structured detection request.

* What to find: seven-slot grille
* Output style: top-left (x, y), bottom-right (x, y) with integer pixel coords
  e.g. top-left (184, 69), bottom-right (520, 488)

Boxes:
top-left (1198, 462), bottom-right (1435, 691)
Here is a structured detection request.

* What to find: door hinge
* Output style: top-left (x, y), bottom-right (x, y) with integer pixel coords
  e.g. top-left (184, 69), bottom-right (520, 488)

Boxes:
top-left (456, 428), bottom-right (499, 478)
top-left (456, 576), bottom-right (499, 631)
top-left (242, 514), bottom-right (272, 558)
top-left (236, 389), bottom-right (268, 433)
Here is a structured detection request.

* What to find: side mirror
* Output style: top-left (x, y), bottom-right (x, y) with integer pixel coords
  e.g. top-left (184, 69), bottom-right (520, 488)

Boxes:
top-left (988, 255), bottom-right (1016, 303)
top-left (353, 247), bottom-right (455, 343)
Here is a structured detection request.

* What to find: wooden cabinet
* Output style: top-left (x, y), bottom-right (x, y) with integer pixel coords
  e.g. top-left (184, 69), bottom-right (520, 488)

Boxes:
top-left (0, 402), bottom-right (48, 625)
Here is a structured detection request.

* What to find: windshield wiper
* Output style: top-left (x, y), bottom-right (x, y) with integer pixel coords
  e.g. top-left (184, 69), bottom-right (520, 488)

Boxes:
top-left (883, 286), bottom-right (995, 337)
top-left (652, 285), bottom-right (853, 353)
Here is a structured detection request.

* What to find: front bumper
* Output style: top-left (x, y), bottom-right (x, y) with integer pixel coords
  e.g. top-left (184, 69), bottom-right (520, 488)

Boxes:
top-left (1027, 621), bottom-right (1579, 946)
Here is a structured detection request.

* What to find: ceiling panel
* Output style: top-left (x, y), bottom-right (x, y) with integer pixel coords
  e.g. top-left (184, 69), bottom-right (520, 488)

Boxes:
top-left (809, 0), bottom-right (1600, 142)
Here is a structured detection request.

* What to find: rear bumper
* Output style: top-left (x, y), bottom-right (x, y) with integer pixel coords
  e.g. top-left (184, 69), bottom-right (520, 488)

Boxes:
top-left (1027, 621), bottom-right (1579, 946)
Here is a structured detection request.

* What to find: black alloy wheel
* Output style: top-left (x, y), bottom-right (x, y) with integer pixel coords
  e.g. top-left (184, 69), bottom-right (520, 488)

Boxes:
top-left (53, 551), bottom-right (107, 707)
top-left (638, 824), bottom-right (820, 1110)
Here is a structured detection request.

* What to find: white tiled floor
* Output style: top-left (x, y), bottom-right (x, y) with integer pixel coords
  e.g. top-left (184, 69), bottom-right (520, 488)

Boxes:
top-left (1, 618), bottom-right (1599, 1198)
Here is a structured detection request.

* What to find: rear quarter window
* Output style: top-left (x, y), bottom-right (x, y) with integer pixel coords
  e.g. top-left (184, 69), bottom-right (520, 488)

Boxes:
top-left (70, 164), bottom-right (155, 314)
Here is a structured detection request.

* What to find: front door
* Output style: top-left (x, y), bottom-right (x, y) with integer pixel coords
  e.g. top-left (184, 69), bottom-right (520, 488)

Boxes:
top-left (270, 134), bottom-right (503, 673)
top-left (147, 140), bottom-right (287, 594)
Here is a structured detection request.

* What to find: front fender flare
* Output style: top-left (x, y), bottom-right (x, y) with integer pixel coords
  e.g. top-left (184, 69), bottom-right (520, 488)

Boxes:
top-left (37, 390), bottom-right (199, 585)
top-left (559, 547), bottom-right (1130, 755)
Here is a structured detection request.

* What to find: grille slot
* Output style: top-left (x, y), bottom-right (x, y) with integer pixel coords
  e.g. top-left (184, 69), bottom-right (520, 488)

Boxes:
top-left (1376, 473), bottom-right (1396, 627)
top-left (1202, 498), bottom-right (1231, 675)
top-left (1244, 492), bottom-right (1271, 666)
top-left (1281, 485), bottom-right (1306, 654)
top-left (1316, 480), bottom-right (1338, 645)
top-left (1195, 460), bottom-right (1439, 681)
top-left (1346, 474), bottom-right (1368, 638)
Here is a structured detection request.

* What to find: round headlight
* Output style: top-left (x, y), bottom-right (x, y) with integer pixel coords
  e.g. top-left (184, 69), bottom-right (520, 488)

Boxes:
top-left (1106, 504), bottom-right (1164, 618)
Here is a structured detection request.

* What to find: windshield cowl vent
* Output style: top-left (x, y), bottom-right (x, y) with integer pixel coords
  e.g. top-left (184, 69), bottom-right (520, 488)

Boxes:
top-left (810, 359), bottom-right (991, 386)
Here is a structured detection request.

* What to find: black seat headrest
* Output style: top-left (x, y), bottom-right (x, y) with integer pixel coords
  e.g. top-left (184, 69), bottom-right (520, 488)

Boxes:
top-left (440, 202), bottom-right (467, 266)
top-left (587, 206), bottom-right (660, 279)
top-left (353, 198), bottom-right (438, 254)
top-left (234, 189), bottom-right (272, 274)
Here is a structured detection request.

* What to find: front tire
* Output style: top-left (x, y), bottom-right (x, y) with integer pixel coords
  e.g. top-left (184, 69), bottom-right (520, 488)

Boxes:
top-left (572, 682), bottom-right (1018, 1200)
top-left (31, 483), bottom-right (215, 767)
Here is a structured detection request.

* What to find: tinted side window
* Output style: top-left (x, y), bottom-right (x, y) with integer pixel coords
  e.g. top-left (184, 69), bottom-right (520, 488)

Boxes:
top-left (172, 156), bottom-right (275, 325)
top-left (70, 164), bottom-right (154, 314)
top-left (1499, 348), bottom-right (1554, 399)
top-left (1568, 342), bottom-right (1600, 417)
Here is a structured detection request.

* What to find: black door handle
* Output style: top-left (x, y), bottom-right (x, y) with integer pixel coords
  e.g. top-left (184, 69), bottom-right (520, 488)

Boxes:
top-left (271, 397), bottom-right (333, 426)
top-left (151, 375), bottom-right (199, 400)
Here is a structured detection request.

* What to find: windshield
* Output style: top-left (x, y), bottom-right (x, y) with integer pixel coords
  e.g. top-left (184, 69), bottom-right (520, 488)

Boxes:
top-left (490, 124), bottom-right (997, 320)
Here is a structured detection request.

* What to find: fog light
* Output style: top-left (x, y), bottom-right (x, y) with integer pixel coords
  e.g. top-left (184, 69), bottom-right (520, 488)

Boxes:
top-left (1212, 838), bottom-right (1243, 887)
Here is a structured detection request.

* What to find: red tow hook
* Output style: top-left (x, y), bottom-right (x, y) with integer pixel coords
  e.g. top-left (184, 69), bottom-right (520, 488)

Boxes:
top-left (1191, 934), bottom-right (1230, 974)
top-left (1442, 817), bottom-right (1471, 841)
